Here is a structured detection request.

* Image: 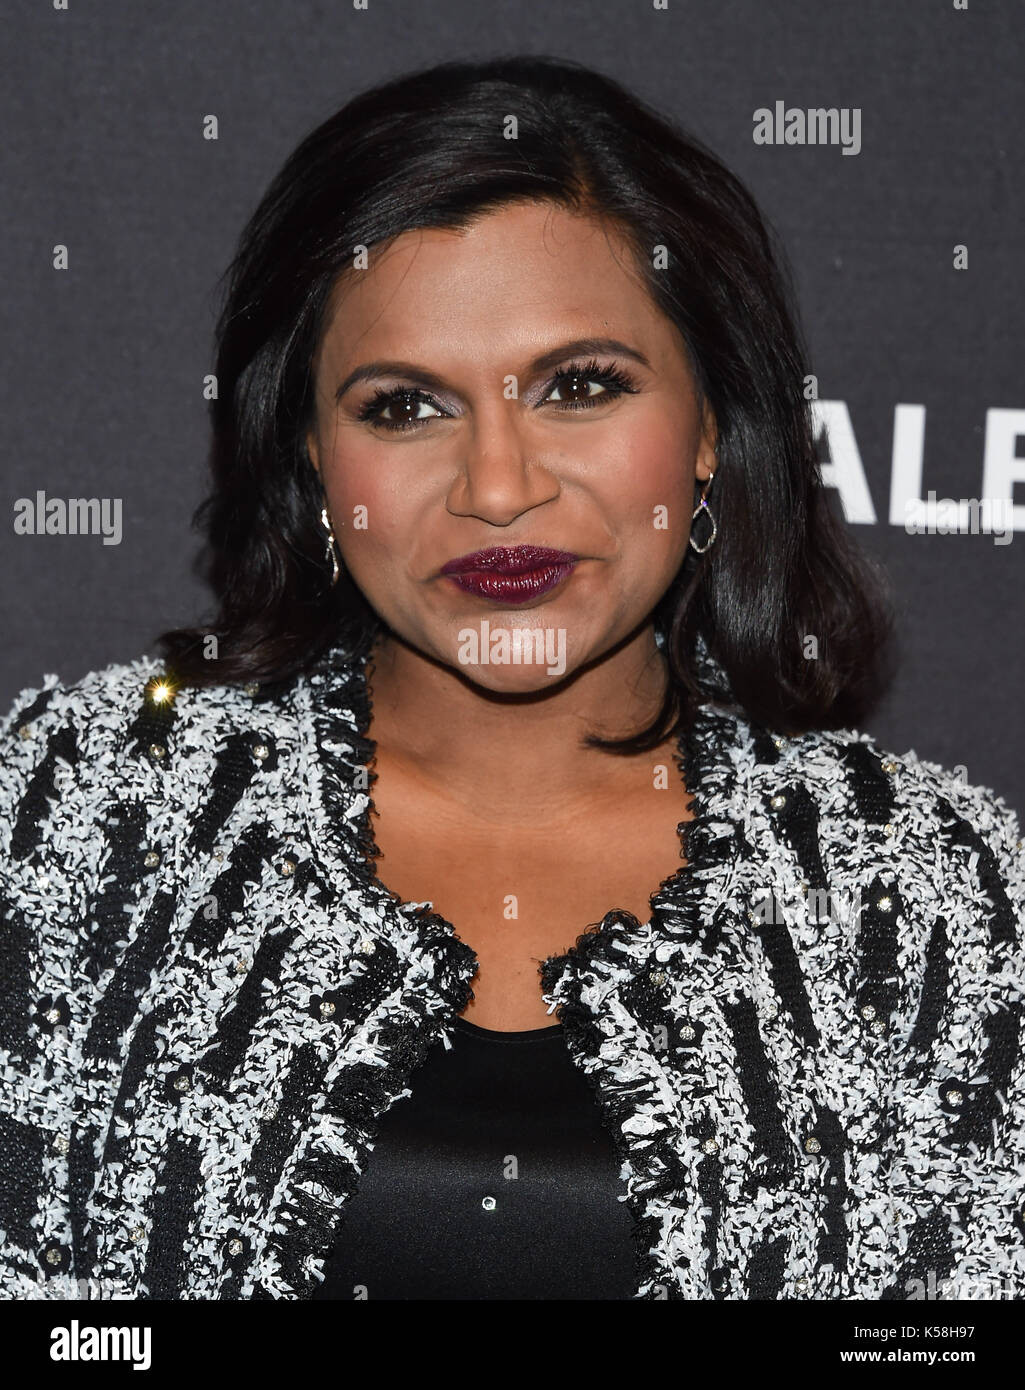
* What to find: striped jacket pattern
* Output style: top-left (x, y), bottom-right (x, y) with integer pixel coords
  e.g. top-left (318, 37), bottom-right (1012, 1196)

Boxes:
top-left (0, 636), bottom-right (1023, 1300)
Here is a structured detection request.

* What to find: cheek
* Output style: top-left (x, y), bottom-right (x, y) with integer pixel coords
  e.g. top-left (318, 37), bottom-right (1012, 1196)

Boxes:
top-left (320, 454), bottom-right (409, 562)
top-left (606, 421), bottom-right (694, 541)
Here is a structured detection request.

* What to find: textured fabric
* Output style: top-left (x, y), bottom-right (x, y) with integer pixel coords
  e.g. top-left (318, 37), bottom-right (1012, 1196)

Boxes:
top-left (0, 634), bottom-right (1024, 1301)
top-left (311, 1016), bottom-right (637, 1300)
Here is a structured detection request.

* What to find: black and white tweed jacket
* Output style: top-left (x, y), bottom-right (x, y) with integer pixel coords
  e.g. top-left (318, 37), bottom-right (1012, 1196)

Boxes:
top-left (1, 637), bottom-right (1023, 1301)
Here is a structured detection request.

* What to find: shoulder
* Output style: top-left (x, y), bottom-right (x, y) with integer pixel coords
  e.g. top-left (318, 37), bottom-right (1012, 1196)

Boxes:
top-left (0, 654), bottom-right (277, 851)
top-left (0, 651), bottom-right (289, 749)
top-left (721, 706), bottom-right (1022, 870)
top-left (0, 655), bottom-right (160, 819)
top-left (703, 702), bottom-right (1023, 965)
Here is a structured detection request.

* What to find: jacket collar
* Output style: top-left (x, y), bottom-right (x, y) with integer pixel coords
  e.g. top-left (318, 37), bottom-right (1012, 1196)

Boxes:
top-left (294, 629), bottom-right (750, 1010)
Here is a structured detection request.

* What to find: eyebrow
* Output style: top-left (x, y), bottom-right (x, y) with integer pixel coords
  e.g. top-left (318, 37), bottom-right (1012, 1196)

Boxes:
top-left (333, 337), bottom-right (652, 402)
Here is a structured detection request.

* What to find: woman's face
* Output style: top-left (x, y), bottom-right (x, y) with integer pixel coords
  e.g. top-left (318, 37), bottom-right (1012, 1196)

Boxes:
top-left (306, 199), bottom-right (716, 690)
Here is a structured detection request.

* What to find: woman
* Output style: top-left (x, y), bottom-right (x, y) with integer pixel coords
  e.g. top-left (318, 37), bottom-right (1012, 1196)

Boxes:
top-left (1, 54), bottom-right (1022, 1303)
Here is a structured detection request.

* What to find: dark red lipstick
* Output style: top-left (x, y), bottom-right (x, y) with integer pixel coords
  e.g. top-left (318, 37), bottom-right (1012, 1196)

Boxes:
top-left (440, 545), bottom-right (580, 603)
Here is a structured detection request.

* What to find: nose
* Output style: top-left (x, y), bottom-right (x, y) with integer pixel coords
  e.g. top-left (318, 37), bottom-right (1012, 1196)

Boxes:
top-left (445, 400), bottom-right (561, 525)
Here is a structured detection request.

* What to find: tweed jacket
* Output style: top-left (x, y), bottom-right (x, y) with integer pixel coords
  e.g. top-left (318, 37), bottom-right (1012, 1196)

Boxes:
top-left (0, 636), bottom-right (1023, 1302)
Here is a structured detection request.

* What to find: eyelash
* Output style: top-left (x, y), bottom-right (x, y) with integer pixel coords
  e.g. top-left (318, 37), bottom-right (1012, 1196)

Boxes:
top-left (355, 358), bottom-right (639, 433)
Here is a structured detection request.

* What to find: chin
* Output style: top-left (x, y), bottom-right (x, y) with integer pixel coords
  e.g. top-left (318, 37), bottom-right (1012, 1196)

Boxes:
top-left (457, 664), bottom-right (575, 696)
top-left (450, 618), bottom-right (574, 687)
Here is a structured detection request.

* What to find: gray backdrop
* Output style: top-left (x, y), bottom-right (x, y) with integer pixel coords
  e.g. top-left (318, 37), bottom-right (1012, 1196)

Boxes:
top-left (3, 0), bottom-right (1023, 813)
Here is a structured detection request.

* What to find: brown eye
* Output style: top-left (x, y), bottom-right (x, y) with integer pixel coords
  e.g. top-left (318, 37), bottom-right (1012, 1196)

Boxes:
top-left (547, 373), bottom-right (605, 405)
top-left (383, 395), bottom-right (440, 426)
top-left (359, 389), bottom-right (445, 432)
top-left (543, 358), bottom-right (638, 412)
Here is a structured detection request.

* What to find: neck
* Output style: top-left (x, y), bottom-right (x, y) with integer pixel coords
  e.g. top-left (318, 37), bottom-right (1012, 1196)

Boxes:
top-left (362, 623), bottom-right (675, 825)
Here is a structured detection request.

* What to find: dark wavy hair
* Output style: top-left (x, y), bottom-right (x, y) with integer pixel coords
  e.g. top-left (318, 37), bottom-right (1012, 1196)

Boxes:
top-left (158, 52), bottom-right (895, 751)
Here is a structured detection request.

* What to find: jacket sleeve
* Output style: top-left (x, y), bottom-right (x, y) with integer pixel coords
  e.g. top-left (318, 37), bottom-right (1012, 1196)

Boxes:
top-left (888, 777), bottom-right (1025, 1301)
top-left (0, 676), bottom-right (99, 1299)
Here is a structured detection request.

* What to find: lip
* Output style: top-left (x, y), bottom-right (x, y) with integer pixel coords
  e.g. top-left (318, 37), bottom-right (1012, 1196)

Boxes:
top-left (440, 545), bottom-right (580, 575)
top-left (440, 545), bottom-right (580, 604)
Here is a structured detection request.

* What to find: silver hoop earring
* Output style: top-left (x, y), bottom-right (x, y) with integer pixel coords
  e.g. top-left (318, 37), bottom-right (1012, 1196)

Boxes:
top-left (320, 505), bottom-right (341, 585)
top-left (688, 470), bottom-right (718, 555)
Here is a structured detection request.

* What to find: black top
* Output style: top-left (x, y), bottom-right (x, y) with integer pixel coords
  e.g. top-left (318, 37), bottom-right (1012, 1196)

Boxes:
top-left (311, 1015), bottom-right (637, 1300)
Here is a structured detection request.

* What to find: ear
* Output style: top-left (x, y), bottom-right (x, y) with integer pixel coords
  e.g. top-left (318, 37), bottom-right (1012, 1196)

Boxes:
top-left (695, 405), bottom-right (718, 483)
top-left (305, 431), bottom-right (321, 476)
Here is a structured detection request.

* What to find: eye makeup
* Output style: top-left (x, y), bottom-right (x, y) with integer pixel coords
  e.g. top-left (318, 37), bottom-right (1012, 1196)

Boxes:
top-left (354, 357), bottom-right (640, 433)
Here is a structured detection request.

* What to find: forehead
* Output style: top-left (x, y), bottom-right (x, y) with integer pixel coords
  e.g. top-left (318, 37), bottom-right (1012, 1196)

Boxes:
top-left (313, 201), bottom-right (676, 368)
